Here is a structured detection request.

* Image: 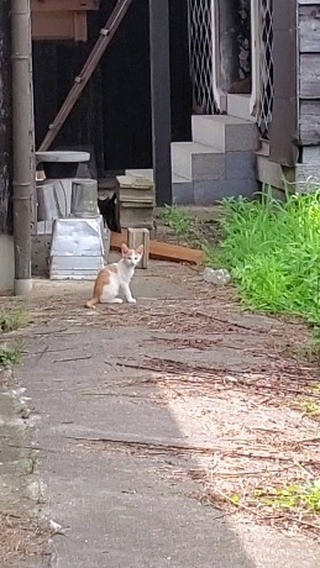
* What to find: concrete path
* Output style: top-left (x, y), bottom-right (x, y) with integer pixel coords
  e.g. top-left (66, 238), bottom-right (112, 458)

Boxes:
top-left (17, 261), bottom-right (254, 567)
top-left (9, 259), bottom-right (320, 567)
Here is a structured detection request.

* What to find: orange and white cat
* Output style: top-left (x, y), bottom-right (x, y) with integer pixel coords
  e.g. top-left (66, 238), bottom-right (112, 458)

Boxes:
top-left (85, 243), bottom-right (143, 308)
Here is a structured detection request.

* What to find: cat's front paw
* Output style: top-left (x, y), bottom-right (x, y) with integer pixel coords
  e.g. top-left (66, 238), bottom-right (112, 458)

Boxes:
top-left (128, 298), bottom-right (137, 304)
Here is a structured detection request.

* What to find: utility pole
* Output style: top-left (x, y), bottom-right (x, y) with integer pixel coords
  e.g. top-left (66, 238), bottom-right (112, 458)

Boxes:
top-left (11, 0), bottom-right (34, 295)
top-left (149, 0), bottom-right (172, 206)
top-left (0, 1), bottom-right (12, 236)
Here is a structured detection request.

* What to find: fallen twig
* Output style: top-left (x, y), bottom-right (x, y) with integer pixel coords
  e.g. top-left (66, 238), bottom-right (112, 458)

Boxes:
top-left (67, 435), bottom-right (320, 468)
top-left (52, 354), bottom-right (93, 363)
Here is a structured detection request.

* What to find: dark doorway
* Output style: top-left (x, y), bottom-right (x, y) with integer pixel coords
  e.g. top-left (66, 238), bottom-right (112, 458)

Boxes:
top-left (219, 0), bottom-right (252, 94)
top-left (33, 0), bottom-right (191, 177)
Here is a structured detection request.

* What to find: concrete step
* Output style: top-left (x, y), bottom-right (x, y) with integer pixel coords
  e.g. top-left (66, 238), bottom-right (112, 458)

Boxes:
top-left (193, 178), bottom-right (258, 206)
top-left (192, 115), bottom-right (257, 152)
top-left (126, 169), bottom-right (194, 205)
top-left (171, 141), bottom-right (225, 181)
top-left (126, 168), bottom-right (191, 184)
top-left (227, 94), bottom-right (256, 122)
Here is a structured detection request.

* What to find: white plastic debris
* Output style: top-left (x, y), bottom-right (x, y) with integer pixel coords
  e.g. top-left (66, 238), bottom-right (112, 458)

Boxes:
top-left (49, 520), bottom-right (69, 536)
top-left (203, 267), bottom-right (231, 285)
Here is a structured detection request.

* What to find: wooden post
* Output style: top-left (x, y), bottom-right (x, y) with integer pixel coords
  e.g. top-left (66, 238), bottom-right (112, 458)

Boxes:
top-left (269, 1), bottom-right (297, 166)
top-left (149, 0), bottom-right (172, 206)
top-left (0, 1), bottom-right (12, 235)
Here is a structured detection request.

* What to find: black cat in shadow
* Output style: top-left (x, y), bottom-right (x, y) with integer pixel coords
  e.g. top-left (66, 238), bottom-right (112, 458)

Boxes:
top-left (98, 193), bottom-right (121, 233)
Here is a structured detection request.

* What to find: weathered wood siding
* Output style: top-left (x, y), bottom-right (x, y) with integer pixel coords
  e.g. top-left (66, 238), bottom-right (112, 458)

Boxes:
top-left (298, 0), bottom-right (320, 145)
top-left (0, 1), bottom-right (12, 234)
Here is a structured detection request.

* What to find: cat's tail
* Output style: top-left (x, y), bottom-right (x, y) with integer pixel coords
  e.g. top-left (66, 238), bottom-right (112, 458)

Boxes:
top-left (85, 296), bottom-right (99, 309)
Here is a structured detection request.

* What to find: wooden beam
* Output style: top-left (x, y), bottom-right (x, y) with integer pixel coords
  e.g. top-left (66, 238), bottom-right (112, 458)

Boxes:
top-left (31, 0), bottom-right (100, 12)
top-left (111, 231), bottom-right (204, 266)
top-left (149, 0), bottom-right (172, 206)
top-left (32, 11), bottom-right (88, 41)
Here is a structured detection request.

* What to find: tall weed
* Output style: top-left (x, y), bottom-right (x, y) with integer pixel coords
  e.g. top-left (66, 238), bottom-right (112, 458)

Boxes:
top-left (215, 190), bottom-right (320, 324)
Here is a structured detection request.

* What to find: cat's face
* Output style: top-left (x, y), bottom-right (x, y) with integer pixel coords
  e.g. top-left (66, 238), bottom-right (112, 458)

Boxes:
top-left (121, 244), bottom-right (144, 267)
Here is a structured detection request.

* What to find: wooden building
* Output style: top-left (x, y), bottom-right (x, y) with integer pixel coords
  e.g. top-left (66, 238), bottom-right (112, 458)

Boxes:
top-left (31, 0), bottom-right (191, 180)
top-left (1, 0), bottom-right (320, 289)
top-left (29, 0), bottom-right (320, 205)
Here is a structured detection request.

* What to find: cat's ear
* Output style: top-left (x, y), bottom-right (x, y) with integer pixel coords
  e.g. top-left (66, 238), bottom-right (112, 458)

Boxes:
top-left (121, 243), bottom-right (129, 255)
top-left (136, 244), bottom-right (144, 255)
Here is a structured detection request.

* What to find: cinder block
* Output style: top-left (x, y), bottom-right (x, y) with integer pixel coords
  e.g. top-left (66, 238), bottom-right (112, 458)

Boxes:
top-left (127, 227), bottom-right (150, 269)
top-left (194, 178), bottom-right (258, 205)
top-left (194, 180), bottom-right (225, 205)
top-left (222, 178), bottom-right (258, 198)
top-left (192, 151), bottom-right (225, 181)
top-left (295, 164), bottom-right (320, 193)
top-left (226, 151), bottom-right (256, 180)
top-left (225, 122), bottom-right (258, 152)
top-left (192, 115), bottom-right (225, 150)
top-left (171, 142), bottom-right (225, 180)
top-left (301, 146), bottom-right (320, 164)
top-left (172, 178), bottom-right (194, 205)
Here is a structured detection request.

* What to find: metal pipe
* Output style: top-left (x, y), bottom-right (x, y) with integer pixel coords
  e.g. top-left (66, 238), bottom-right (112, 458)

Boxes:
top-left (11, 0), bottom-right (34, 294)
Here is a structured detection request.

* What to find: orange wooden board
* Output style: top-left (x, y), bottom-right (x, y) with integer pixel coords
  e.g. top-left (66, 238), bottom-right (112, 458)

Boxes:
top-left (110, 230), bottom-right (204, 266)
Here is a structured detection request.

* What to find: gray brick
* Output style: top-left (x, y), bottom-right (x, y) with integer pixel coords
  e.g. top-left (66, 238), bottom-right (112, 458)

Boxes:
top-left (226, 151), bottom-right (256, 180)
top-left (222, 178), bottom-right (258, 198)
top-left (194, 178), bottom-right (258, 205)
top-left (192, 152), bottom-right (225, 181)
top-left (171, 142), bottom-right (225, 180)
top-left (172, 180), bottom-right (194, 205)
top-left (194, 180), bottom-right (225, 205)
top-left (225, 123), bottom-right (258, 152)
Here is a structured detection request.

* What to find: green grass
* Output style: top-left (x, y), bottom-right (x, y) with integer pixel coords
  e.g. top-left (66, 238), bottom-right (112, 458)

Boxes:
top-left (161, 205), bottom-right (193, 239)
top-left (0, 307), bottom-right (29, 332)
top-left (0, 342), bottom-right (22, 368)
top-left (0, 308), bottom-right (28, 370)
top-left (211, 189), bottom-right (320, 325)
top-left (254, 481), bottom-right (320, 513)
top-left (160, 204), bottom-right (218, 248)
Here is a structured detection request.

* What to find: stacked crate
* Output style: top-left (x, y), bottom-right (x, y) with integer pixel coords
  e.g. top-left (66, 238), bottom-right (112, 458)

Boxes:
top-left (116, 175), bottom-right (155, 231)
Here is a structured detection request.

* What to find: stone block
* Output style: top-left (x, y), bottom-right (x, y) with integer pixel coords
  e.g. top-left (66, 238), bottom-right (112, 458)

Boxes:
top-left (192, 152), bottom-right (225, 181)
top-left (225, 122), bottom-right (258, 152)
top-left (171, 142), bottom-right (225, 180)
top-left (194, 178), bottom-right (258, 205)
top-left (226, 151), bottom-right (256, 180)
top-left (172, 179), bottom-right (194, 205)
top-left (127, 228), bottom-right (150, 269)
